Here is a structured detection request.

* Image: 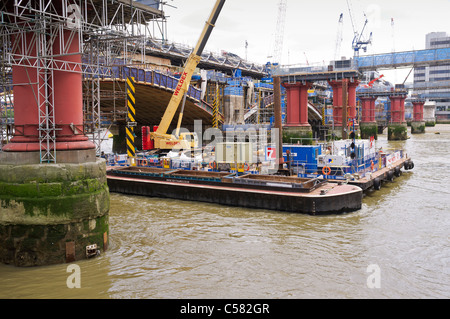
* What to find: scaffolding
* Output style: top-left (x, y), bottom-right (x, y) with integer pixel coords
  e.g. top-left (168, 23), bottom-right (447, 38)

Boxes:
top-left (0, 0), bottom-right (168, 161)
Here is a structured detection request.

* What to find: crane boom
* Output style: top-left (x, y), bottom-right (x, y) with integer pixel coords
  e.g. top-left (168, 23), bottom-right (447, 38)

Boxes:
top-left (272, 0), bottom-right (287, 64)
top-left (334, 13), bottom-right (344, 61)
top-left (152, 0), bottom-right (225, 149)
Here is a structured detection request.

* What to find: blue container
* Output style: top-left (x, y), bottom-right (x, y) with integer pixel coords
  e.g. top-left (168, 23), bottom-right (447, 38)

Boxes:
top-left (282, 145), bottom-right (322, 173)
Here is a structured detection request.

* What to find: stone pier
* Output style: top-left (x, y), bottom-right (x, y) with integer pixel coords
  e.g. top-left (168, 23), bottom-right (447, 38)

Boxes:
top-left (0, 24), bottom-right (109, 266)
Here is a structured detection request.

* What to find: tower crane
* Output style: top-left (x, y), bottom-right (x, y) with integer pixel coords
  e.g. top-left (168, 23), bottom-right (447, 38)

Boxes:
top-left (346, 0), bottom-right (372, 57)
top-left (272, 0), bottom-right (287, 64)
top-left (334, 13), bottom-right (344, 61)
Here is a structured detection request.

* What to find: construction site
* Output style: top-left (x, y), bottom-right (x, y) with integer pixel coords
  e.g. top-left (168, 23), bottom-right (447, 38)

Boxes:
top-left (1, 0), bottom-right (449, 161)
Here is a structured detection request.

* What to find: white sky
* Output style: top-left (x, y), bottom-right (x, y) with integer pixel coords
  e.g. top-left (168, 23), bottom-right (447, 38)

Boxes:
top-left (161, 0), bottom-right (450, 83)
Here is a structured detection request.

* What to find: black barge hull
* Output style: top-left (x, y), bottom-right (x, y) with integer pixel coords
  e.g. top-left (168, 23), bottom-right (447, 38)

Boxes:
top-left (107, 168), bottom-right (363, 215)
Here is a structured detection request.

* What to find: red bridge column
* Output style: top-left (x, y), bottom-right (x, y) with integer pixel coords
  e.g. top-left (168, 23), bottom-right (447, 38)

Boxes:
top-left (347, 80), bottom-right (360, 120)
top-left (3, 30), bottom-right (95, 160)
top-left (359, 96), bottom-right (378, 139)
top-left (282, 82), bottom-right (311, 127)
top-left (328, 80), bottom-right (344, 125)
top-left (53, 30), bottom-right (94, 152)
top-left (411, 100), bottom-right (425, 134)
top-left (388, 94), bottom-right (408, 140)
top-left (281, 81), bottom-right (312, 143)
top-left (360, 96), bottom-right (377, 123)
top-left (4, 33), bottom-right (41, 150)
top-left (412, 100), bottom-right (424, 122)
top-left (389, 95), bottom-right (406, 124)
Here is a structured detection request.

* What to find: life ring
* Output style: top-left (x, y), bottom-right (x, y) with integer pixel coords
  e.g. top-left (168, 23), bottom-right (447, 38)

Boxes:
top-left (370, 160), bottom-right (375, 171)
top-left (209, 161), bottom-right (217, 170)
top-left (322, 166), bottom-right (331, 175)
top-left (142, 159), bottom-right (148, 166)
top-left (244, 162), bottom-right (250, 171)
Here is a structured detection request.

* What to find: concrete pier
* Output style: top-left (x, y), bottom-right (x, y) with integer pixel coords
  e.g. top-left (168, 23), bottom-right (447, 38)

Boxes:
top-left (0, 160), bottom-right (109, 266)
top-left (0, 25), bottom-right (109, 266)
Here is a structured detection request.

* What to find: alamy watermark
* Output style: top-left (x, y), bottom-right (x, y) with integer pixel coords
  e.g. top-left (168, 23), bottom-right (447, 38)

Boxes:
top-left (66, 4), bottom-right (82, 29)
top-left (170, 120), bottom-right (282, 174)
top-left (66, 264), bottom-right (81, 289)
top-left (366, 264), bottom-right (381, 289)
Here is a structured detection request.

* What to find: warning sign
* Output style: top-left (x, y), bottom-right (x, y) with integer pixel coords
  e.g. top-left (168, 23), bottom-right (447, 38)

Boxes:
top-left (266, 146), bottom-right (277, 161)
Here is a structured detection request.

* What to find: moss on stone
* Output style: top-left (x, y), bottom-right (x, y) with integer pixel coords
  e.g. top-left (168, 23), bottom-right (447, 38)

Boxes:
top-left (388, 124), bottom-right (408, 140)
top-left (360, 124), bottom-right (378, 140)
top-left (0, 160), bottom-right (109, 266)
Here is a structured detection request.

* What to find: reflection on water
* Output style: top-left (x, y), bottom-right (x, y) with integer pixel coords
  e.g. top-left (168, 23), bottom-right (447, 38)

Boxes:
top-left (1, 126), bottom-right (449, 298)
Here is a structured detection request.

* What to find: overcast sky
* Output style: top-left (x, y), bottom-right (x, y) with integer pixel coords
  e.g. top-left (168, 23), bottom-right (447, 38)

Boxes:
top-left (161, 0), bottom-right (450, 82)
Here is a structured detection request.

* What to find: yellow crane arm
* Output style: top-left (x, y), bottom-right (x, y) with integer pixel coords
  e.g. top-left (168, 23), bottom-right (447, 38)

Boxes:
top-left (154, 0), bottom-right (226, 137)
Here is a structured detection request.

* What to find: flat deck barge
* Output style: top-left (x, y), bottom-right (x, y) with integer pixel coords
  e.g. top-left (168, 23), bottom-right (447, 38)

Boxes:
top-left (106, 167), bottom-right (363, 215)
top-left (345, 156), bottom-right (413, 191)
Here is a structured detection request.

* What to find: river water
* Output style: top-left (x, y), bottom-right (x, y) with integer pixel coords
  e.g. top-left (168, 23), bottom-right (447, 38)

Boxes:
top-left (1, 125), bottom-right (449, 299)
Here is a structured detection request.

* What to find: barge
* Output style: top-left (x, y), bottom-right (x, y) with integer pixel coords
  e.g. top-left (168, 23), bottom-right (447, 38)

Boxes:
top-left (283, 139), bottom-right (414, 191)
top-left (106, 167), bottom-right (363, 215)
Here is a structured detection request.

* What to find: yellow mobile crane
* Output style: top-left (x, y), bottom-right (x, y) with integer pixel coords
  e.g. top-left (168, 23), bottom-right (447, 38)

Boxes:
top-left (151, 0), bottom-right (226, 150)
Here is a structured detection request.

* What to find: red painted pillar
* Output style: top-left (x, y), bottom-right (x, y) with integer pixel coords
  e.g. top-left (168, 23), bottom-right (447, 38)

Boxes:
top-left (4, 30), bottom-right (94, 153)
top-left (360, 96), bottom-right (377, 123)
top-left (283, 83), bottom-right (301, 125)
top-left (328, 80), bottom-right (343, 125)
top-left (52, 30), bottom-right (94, 151)
top-left (282, 82), bottom-right (311, 126)
top-left (347, 80), bottom-right (360, 120)
top-left (4, 33), bottom-right (41, 151)
top-left (412, 101), bottom-right (424, 122)
top-left (298, 82), bottom-right (311, 126)
top-left (389, 95), bottom-right (406, 124)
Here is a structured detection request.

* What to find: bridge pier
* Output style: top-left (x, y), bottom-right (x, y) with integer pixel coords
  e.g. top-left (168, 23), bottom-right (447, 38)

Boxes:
top-left (282, 82), bottom-right (312, 143)
top-left (347, 80), bottom-right (360, 121)
top-left (411, 100), bottom-right (426, 134)
top-left (359, 96), bottom-right (378, 139)
top-left (328, 79), bottom-right (359, 139)
top-left (0, 26), bottom-right (109, 266)
top-left (388, 93), bottom-right (408, 140)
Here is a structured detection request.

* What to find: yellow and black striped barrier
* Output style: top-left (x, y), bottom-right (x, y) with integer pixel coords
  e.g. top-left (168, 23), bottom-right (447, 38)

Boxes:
top-left (212, 85), bottom-right (219, 129)
top-left (127, 76), bottom-right (136, 165)
top-left (322, 105), bottom-right (326, 125)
